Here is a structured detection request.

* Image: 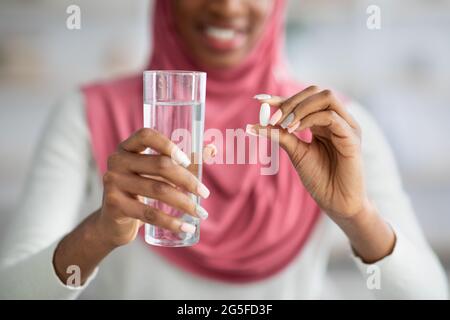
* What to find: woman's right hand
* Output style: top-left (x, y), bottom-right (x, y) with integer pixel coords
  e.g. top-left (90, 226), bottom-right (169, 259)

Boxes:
top-left (95, 128), bottom-right (212, 248)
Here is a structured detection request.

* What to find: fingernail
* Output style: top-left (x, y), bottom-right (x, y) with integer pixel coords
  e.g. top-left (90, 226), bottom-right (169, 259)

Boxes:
top-left (180, 222), bottom-right (196, 234)
top-left (178, 231), bottom-right (193, 241)
top-left (259, 103), bottom-right (271, 126)
top-left (195, 204), bottom-right (208, 220)
top-left (245, 124), bottom-right (258, 136)
top-left (280, 113), bottom-right (294, 129)
top-left (172, 146), bottom-right (191, 168)
top-left (205, 143), bottom-right (217, 157)
top-left (197, 182), bottom-right (210, 199)
top-left (287, 121), bottom-right (300, 133)
top-left (253, 94), bottom-right (272, 100)
top-left (269, 109), bottom-right (283, 126)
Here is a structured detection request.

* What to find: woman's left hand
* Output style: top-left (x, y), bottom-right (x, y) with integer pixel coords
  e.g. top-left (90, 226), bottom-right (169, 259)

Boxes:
top-left (250, 86), bottom-right (397, 263)
top-left (248, 86), bottom-right (370, 220)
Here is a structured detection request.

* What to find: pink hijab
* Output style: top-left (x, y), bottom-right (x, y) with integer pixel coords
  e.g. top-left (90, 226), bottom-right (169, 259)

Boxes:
top-left (82, 0), bottom-right (321, 283)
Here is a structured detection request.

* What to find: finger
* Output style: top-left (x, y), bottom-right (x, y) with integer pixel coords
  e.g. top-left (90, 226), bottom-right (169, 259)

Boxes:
top-left (106, 172), bottom-right (208, 220)
top-left (111, 153), bottom-right (210, 199)
top-left (272, 86), bottom-right (321, 126)
top-left (113, 191), bottom-right (197, 234)
top-left (287, 90), bottom-right (358, 132)
top-left (245, 124), bottom-right (309, 159)
top-left (119, 128), bottom-right (191, 168)
top-left (186, 143), bottom-right (217, 176)
top-left (297, 110), bottom-right (356, 140)
top-left (253, 94), bottom-right (286, 106)
top-left (203, 143), bottom-right (217, 161)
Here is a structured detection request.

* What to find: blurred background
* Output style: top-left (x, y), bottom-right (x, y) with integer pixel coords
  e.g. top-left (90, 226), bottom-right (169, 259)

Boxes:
top-left (0, 0), bottom-right (449, 299)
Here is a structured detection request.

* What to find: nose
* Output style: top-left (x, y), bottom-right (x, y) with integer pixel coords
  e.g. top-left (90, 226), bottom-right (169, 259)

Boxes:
top-left (208, 0), bottom-right (246, 19)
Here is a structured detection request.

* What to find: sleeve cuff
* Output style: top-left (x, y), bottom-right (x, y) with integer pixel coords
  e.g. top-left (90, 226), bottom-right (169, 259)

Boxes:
top-left (48, 239), bottom-right (99, 296)
top-left (0, 239), bottom-right (98, 299)
top-left (351, 222), bottom-right (448, 299)
top-left (351, 222), bottom-right (402, 270)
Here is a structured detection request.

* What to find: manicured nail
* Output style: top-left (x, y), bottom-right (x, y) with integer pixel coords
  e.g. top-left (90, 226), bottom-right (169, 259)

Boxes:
top-left (197, 182), bottom-right (210, 199)
top-left (259, 103), bottom-right (271, 126)
top-left (178, 231), bottom-right (193, 241)
top-left (280, 113), bottom-right (294, 129)
top-left (287, 121), bottom-right (300, 133)
top-left (253, 94), bottom-right (272, 100)
top-left (205, 143), bottom-right (217, 157)
top-left (195, 204), bottom-right (208, 220)
top-left (245, 124), bottom-right (258, 136)
top-left (180, 222), bottom-right (196, 234)
top-left (172, 146), bottom-right (191, 168)
top-left (269, 109), bottom-right (283, 126)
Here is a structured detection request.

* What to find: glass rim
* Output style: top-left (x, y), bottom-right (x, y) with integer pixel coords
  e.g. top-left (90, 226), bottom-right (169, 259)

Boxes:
top-left (144, 70), bottom-right (206, 77)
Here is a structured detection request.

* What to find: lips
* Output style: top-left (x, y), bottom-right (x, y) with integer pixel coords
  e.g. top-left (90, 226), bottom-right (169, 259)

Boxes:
top-left (200, 24), bottom-right (247, 52)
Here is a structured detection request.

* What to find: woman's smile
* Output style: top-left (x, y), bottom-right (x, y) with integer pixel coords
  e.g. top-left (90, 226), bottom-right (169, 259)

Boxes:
top-left (200, 24), bottom-right (247, 53)
top-left (173, 0), bottom-right (273, 68)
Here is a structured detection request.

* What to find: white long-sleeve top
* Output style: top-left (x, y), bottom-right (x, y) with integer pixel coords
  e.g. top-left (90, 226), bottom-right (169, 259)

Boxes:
top-left (0, 91), bottom-right (447, 299)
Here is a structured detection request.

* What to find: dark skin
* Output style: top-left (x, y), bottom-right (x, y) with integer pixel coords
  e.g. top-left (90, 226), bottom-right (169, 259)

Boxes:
top-left (53, 0), bottom-right (394, 285)
top-left (172, 0), bottom-right (273, 68)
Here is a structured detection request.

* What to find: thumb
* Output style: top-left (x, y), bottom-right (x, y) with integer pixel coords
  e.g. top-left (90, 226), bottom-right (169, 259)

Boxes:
top-left (245, 124), bottom-right (308, 159)
top-left (186, 143), bottom-right (217, 175)
top-left (202, 143), bottom-right (217, 162)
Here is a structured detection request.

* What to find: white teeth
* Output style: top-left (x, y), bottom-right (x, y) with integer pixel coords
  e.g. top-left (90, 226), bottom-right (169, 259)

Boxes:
top-left (205, 26), bottom-right (235, 41)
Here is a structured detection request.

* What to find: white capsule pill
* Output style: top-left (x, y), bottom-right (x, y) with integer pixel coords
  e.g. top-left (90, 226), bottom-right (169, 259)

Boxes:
top-left (259, 102), bottom-right (271, 126)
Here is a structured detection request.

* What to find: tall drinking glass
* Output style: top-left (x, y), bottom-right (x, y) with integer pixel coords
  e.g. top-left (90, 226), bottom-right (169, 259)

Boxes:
top-left (143, 70), bottom-right (206, 247)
